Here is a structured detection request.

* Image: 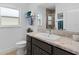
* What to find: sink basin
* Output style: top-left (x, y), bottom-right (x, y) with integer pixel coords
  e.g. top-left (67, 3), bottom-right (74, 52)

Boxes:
top-left (35, 33), bottom-right (62, 40)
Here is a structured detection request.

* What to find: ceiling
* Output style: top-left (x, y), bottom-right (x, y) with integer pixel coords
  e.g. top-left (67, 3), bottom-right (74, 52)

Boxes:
top-left (38, 3), bottom-right (55, 9)
top-left (0, 3), bottom-right (55, 9)
top-left (27, 3), bottom-right (55, 9)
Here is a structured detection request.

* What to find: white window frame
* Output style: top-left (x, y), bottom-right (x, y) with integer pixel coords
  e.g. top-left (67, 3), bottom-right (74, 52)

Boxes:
top-left (0, 7), bottom-right (21, 28)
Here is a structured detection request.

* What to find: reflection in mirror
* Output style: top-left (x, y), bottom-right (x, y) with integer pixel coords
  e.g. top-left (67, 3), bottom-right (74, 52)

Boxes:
top-left (57, 13), bottom-right (63, 30)
top-left (48, 15), bottom-right (52, 25)
top-left (46, 8), bottom-right (55, 29)
top-left (37, 13), bottom-right (42, 26)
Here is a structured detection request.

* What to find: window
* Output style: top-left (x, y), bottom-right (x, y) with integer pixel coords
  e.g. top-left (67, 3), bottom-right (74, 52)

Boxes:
top-left (0, 7), bottom-right (20, 27)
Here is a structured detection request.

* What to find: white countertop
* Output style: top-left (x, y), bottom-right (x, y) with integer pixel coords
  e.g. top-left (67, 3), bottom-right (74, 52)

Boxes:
top-left (27, 32), bottom-right (79, 55)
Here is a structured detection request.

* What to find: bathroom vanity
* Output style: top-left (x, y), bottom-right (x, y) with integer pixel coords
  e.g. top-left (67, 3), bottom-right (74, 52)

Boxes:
top-left (26, 32), bottom-right (79, 55)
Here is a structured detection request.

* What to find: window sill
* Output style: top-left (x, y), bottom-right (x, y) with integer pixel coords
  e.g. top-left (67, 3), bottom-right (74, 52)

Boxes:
top-left (0, 25), bottom-right (22, 28)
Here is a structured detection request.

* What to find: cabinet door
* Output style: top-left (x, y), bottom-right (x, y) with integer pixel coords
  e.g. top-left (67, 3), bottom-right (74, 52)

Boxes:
top-left (32, 38), bottom-right (52, 54)
top-left (53, 46), bottom-right (74, 55)
top-left (40, 49), bottom-right (50, 55)
top-left (32, 44), bottom-right (41, 55)
top-left (32, 44), bottom-right (49, 55)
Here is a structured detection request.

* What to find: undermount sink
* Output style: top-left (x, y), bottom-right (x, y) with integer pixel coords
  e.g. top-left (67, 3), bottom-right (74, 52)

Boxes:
top-left (35, 33), bottom-right (62, 40)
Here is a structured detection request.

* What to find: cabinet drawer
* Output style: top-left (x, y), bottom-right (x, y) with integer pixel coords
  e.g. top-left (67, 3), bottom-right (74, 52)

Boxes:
top-left (32, 38), bottom-right (52, 54)
top-left (27, 35), bottom-right (32, 42)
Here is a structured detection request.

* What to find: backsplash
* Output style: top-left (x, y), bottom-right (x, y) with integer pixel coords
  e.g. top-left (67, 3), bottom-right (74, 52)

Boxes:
top-left (38, 29), bottom-right (79, 38)
top-left (51, 30), bottom-right (79, 38)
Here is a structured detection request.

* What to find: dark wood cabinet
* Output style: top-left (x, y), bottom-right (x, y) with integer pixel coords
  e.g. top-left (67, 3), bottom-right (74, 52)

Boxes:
top-left (53, 46), bottom-right (75, 55)
top-left (26, 35), bottom-right (75, 55)
top-left (32, 44), bottom-right (41, 55)
top-left (26, 35), bottom-right (32, 55)
top-left (32, 44), bottom-right (49, 55)
top-left (32, 38), bottom-right (52, 54)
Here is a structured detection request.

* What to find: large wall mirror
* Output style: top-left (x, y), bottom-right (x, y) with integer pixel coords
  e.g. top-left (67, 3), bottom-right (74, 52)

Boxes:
top-left (64, 9), bottom-right (79, 32)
